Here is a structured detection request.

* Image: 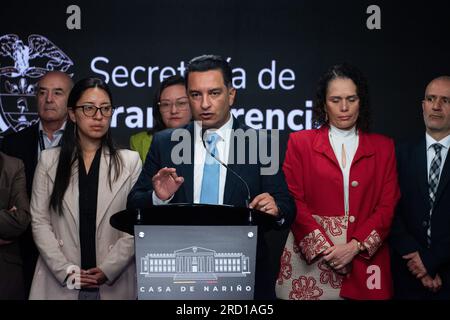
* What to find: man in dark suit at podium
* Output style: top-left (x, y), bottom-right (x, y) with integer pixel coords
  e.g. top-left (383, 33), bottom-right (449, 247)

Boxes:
top-left (128, 54), bottom-right (295, 299)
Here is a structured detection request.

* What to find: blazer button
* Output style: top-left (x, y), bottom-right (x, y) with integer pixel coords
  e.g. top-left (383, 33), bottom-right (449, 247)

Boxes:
top-left (59, 239), bottom-right (64, 247)
top-left (422, 221), bottom-right (428, 227)
top-left (351, 181), bottom-right (359, 187)
top-left (349, 216), bottom-right (356, 223)
top-left (108, 245), bottom-right (114, 251)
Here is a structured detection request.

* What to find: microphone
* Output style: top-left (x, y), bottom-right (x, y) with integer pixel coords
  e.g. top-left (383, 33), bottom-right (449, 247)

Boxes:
top-left (136, 208), bottom-right (143, 225)
top-left (200, 128), bottom-right (253, 224)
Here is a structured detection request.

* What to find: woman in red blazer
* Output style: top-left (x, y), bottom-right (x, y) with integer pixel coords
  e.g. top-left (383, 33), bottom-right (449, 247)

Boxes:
top-left (276, 64), bottom-right (400, 300)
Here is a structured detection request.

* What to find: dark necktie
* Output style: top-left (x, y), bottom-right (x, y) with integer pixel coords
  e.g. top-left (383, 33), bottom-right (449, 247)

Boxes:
top-left (427, 143), bottom-right (443, 245)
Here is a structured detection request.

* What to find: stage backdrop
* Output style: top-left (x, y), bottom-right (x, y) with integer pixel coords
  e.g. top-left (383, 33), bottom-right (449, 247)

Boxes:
top-left (1, 0), bottom-right (449, 149)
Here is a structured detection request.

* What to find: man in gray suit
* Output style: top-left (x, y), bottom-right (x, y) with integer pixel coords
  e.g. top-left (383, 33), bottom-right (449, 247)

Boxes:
top-left (0, 151), bottom-right (30, 299)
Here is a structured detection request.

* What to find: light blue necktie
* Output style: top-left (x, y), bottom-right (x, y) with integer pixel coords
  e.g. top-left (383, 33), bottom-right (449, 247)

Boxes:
top-left (200, 133), bottom-right (220, 204)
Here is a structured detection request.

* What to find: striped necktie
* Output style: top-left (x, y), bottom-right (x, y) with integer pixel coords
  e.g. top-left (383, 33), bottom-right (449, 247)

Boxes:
top-left (427, 143), bottom-right (443, 245)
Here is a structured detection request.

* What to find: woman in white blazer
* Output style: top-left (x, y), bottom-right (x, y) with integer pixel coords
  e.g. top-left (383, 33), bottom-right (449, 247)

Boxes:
top-left (29, 77), bottom-right (141, 300)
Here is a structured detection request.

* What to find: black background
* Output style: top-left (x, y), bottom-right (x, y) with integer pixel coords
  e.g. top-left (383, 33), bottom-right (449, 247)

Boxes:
top-left (1, 0), bottom-right (449, 149)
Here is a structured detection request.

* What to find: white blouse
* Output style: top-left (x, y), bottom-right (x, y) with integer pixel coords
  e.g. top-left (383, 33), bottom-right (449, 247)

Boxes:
top-left (328, 125), bottom-right (359, 217)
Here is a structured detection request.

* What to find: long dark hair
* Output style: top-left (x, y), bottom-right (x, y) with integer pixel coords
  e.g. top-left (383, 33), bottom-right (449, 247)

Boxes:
top-left (149, 75), bottom-right (186, 134)
top-left (49, 77), bottom-right (122, 214)
top-left (312, 63), bottom-right (371, 132)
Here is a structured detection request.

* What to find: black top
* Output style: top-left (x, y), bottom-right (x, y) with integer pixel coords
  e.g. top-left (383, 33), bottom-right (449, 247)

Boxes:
top-left (78, 148), bottom-right (102, 270)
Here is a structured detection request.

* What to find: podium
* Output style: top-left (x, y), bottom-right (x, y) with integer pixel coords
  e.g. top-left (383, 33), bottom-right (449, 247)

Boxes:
top-left (110, 204), bottom-right (279, 300)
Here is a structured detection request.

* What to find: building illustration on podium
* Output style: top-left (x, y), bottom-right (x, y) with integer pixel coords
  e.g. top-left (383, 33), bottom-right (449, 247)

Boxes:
top-left (140, 246), bottom-right (251, 281)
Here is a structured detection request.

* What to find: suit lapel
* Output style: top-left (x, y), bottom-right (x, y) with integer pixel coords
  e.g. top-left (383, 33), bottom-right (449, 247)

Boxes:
top-left (351, 130), bottom-right (375, 165)
top-left (415, 139), bottom-right (430, 210)
top-left (224, 160), bottom-right (246, 205)
top-left (434, 147), bottom-right (450, 205)
top-left (176, 123), bottom-right (194, 202)
top-left (26, 125), bottom-right (40, 195)
top-left (223, 119), bottom-right (246, 205)
top-left (313, 126), bottom-right (375, 168)
top-left (96, 149), bottom-right (129, 228)
top-left (30, 124), bottom-right (39, 167)
top-left (47, 156), bottom-right (79, 229)
top-left (0, 154), bottom-right (7, 208)
top-left (312, 126), bottom-right (340, 169)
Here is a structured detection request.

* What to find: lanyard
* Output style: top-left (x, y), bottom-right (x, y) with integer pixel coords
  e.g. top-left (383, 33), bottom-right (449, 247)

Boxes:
top-left (38, 130), bottom-right (46, 152)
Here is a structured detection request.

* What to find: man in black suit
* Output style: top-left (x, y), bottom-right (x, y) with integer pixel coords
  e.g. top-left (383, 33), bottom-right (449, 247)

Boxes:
top-left (1, 70), bottom-right (73, 297)
top-left (127, 55), bottom-right (295, 299)
top-left (390, 76), bottom-right (450, 299)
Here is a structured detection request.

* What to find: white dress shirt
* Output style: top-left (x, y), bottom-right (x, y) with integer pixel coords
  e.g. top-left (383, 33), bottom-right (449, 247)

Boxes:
top-left (153, 114), bottom-right (234, 205)
top-left (426, 132), bottom-right (450, 185)
top-left (38, 121), bottom-right (66, 158)
top-left (193, 116), bottom-right (233, 204)
top-left (328, 125), bottom-right (359, 216)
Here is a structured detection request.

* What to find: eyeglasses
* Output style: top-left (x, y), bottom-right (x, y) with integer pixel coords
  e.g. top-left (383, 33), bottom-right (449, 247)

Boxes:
top-left (74, 105), bottom-right (115, 117)
top-left (158, 99), bottom-right (189, 113)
